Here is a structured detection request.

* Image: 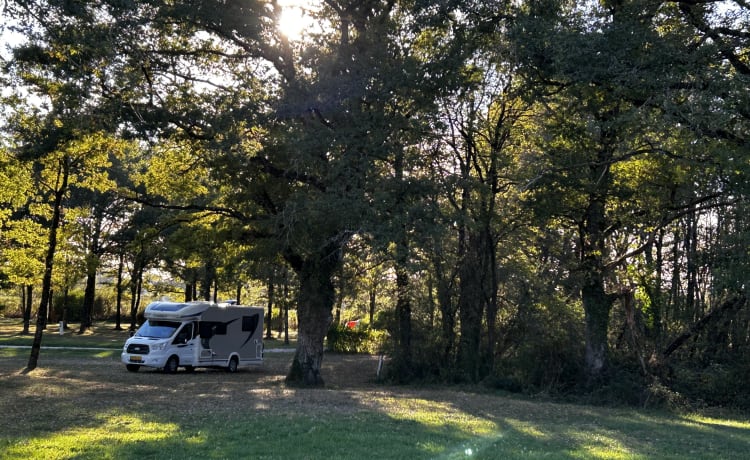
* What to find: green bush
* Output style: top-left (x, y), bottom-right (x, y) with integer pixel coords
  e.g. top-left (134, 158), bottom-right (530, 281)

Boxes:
top-left (487, 299), bottom-right (585, 394)
top-left (326, 323), bottom-right (387, 354)
top-left (669, 357), bottom-right (750, 410)
top-left (52, 291), bottom-right (85, 322)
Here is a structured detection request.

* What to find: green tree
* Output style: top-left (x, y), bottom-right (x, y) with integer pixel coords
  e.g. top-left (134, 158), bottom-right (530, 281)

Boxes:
top-left (510, 0), bottom-right (747, 386)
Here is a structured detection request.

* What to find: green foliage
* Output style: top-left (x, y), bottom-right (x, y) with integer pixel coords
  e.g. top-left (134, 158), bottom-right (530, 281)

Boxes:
top-left (326, 323), bottom-right (387, 354)
top-left (1, 0), bottom-right (747, 398)
top-left (489, 298), bottom-right (586, 394)
top-left (52, 290), bottom-right (85, 322)
top-left (670, 360), bottom-right (750, 411)
top-left (266, 306), bottom-right (297, 333)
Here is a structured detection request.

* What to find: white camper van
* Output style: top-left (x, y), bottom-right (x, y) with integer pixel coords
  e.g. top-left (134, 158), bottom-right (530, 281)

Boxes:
top-left (121, 301), bottom-right (264, 373)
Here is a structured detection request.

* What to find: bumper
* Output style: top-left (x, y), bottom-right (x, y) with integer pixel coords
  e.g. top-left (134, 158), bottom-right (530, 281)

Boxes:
top-left (121, 352), bottom-right (168, 369)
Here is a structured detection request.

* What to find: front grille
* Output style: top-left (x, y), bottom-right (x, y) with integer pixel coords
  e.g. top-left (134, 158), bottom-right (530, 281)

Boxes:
top-left (127, 343), bottom-right (150, 354)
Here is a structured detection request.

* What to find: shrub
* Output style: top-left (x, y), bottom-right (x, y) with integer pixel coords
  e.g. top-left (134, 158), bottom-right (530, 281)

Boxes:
top-left (669, 358), bottom-right (750, 411)
top-left (326, 324), bottom-right (387, 354)
top-left (52, 291), bottom-right (85, 322)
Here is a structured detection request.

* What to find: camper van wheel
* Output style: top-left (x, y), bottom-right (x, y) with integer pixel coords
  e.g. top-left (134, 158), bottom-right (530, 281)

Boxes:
top-left (227, 356), bottom-right (239, 373)
top-left (126, 364), bottom-right (140, 372)
top-left (164, 356), bottom-right (179, 374)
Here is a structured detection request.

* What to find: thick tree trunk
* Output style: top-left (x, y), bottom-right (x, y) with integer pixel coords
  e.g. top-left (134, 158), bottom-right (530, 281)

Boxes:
top-left (456, 245), bottom-right (485, 382)
top-left (385, 235), bottom-right (413, 382)
top-left (582, 271), bottom-right (615, 382)
top-left (580, 170), bottom-right (614, 384)
top-left (285, 244), bottom-right (341, 386)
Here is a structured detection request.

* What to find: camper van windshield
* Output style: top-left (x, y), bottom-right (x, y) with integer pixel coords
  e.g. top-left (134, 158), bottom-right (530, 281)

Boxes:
top-left (135, 320), bottom-right (181, 339)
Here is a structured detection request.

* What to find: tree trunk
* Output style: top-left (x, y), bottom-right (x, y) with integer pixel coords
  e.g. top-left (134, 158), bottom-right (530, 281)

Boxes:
top-left (266, 276), bottom-right (274, 339)
top-left (484, 233), bottom-right (499, 376)
top-left (78, 269), bottom-right (97, 334)
top-left (285, 243), bottom-right (341, 386)
top-left (129, 266), bottom-right (143, 331)
top-left (283, 275), bottom-right (290, 345)
top-left (79, 208), bottom-right (102, 334)
top-left (22, 285), bottom-right (32, 335)
top-left (580, 188), bottom-right (614, 383)
top-left (185, 282), bottom-right (193, 302)
top-left (432, 254), bottom-right (457, 365)
top-left (27, 157), bottom-right (69, 371)
top-left (582, 271), bottom-right (615, 382)
top-left (368, 284), bottom-right (377, 325)
top-left (115, 252), bottom-right (124, 330)
top-left (200, 259), bottom-right (214, 301)
top-left (387, 236), bottom-right (413, 382)
top-left (456, 243), bottom-right (485, 382)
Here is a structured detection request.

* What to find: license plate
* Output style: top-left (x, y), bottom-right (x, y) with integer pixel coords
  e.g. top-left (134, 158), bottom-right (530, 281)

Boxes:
top-left (129, 356), bottom-right (143, 363)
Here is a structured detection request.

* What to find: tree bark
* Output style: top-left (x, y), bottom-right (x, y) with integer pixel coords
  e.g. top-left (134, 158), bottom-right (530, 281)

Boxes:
top-left (456, 240), bottom-right (486, 382)
top-left (27, 157), bottom-right (69, 371)
top-left (200, 259), bottom-right (214, 301)
top-left (22, 285), bottom-right (32, 335)
top-left (79, 270), bottom-right (96, 332)
top-left (128, 264), bottom-right (143, 331)
top-left (266, 276), bottom-right (274, 339)
top-left (114, 252), bottom-right (124, 330)
top-left (79, 207), bottom-right (103, 334)
top-left (285, 242), bottom-right (341, 386)
top-left (582, 270), bottom-right (615, 382)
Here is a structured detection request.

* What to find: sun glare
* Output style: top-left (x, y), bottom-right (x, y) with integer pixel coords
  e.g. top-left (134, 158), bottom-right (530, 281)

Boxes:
top-left (277, 1), bottom-right (314, 41)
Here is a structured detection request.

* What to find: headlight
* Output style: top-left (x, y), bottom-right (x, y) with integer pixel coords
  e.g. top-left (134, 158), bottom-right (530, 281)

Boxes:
top-left (151, 342), bottom-right (167, 351)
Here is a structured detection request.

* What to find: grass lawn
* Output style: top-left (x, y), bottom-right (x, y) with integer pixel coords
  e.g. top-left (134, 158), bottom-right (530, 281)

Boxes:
top-left (1, 318), bottom-right (749, 459)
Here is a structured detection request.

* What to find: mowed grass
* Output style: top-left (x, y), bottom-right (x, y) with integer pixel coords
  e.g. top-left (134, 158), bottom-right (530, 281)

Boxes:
top-left (0, 319), bottom-right (131, 349)
top-left (1, 319), bottom-right (749, 459)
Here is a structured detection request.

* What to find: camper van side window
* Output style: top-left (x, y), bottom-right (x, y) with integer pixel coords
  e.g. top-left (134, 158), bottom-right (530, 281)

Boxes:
top-left (199, 321), bottom-right (226, 337)
top-left (173, 324), bottom-right (191, 344)
top-left (242, 314), bottom-right (260, 333)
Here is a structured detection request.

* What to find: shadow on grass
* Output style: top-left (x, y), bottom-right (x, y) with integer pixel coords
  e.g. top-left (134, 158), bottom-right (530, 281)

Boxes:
top-left (1, 352), bottom-right (749, 460)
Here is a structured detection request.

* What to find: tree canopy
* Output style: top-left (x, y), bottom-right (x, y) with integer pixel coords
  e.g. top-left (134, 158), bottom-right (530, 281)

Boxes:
top-left (1, 0), bottom-right (747, 404)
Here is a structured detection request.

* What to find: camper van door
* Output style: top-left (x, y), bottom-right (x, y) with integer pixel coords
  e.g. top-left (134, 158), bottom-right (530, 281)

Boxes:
top-left (173, 322), bottom-right (197, 366)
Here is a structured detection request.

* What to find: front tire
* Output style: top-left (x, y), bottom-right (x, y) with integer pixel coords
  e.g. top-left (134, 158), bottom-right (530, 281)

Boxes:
top-left (126, 364), bottom-right (140, 372)
top-left (227, 356), bottom-right (239, 373)
top-left (164, 356), bottom-right (179, 374)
